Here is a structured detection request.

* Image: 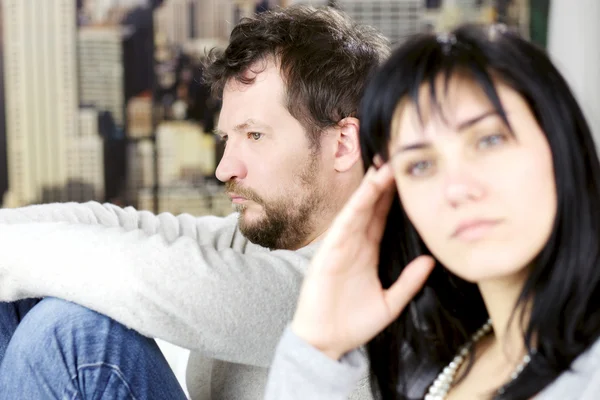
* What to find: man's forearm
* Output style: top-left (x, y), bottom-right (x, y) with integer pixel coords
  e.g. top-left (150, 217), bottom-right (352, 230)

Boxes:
top-left (0, 221), bottom-right (313, 367)
top-left (0, 201), bottom-right (231, 244)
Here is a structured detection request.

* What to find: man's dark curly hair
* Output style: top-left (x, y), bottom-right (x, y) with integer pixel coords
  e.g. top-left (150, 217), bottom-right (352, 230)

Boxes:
top-left (203, 5), bottom-right (390, 149)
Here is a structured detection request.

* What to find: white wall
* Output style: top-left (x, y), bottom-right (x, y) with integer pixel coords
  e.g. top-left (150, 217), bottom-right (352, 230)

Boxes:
top-left (547, 0), bottom-right (600, 148)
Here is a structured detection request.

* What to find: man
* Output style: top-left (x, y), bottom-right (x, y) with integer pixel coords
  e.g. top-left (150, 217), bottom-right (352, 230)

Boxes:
top-left (0, 5), bottom-right (389, 399)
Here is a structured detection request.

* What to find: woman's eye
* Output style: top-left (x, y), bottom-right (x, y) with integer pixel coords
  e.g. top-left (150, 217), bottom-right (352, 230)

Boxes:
top-left (477, 133), bottom-right (507, 149)
top-left (407, 160), bottom-right (434, 177)
top-left (248, 132), bottom-right (263, 141)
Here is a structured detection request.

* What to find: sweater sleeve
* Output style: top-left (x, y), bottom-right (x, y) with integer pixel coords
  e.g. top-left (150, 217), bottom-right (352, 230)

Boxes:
top-left (0, 201), bottom-right (234, 245)
top-left (264, 327), bottom-right (369, 400)
top-left (537, 337), bottom-right (600, 400)
top-left (0, 205), bottom-right (315, 368)
top-left (579, 370), bottom-right (600, 399)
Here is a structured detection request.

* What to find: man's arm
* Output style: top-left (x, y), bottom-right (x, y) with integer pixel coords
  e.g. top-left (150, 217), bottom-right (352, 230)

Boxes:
top-left (0, 201), bottom-right (228, 244)
top-left (0, 215), bottom-right (314, 368)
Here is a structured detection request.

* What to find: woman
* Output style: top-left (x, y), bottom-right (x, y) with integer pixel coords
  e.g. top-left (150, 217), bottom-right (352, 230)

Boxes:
top-left (265, 24), bottom-right (600, 400)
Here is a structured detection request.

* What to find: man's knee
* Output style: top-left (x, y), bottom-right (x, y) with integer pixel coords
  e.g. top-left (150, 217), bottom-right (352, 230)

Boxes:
top-left (7, 297), bottom-right (113, 354)
top-left (1, 299), bottom-right (185, 399)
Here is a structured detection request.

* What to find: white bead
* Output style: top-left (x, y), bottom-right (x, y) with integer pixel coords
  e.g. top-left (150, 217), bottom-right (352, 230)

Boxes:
top-left (516, 364), bottom-right (524, 372)
top-left (424, 319), bottom-right (517, 399)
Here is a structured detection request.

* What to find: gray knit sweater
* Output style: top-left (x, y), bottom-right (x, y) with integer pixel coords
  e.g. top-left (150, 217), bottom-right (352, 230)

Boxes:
top-left (0, 202), bottom-right (373, 400)
top-left (266, 327), bottom-right (600, 399)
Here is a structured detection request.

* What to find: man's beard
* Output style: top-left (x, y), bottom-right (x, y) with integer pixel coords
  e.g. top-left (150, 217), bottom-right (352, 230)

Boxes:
top-left (225, 156), bottom-right (325, 250)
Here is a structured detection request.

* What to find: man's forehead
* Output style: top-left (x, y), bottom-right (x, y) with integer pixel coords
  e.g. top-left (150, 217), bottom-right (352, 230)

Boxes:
top-left (219, 65), bottom-right (291, 132)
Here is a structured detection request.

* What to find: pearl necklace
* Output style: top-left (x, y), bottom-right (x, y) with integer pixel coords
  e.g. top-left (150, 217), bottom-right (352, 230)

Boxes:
top-left (424, 319), bottom-right (533, 400)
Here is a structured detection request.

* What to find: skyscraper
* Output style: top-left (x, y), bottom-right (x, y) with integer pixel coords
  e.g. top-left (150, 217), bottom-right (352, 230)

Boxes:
top-left (67, 108), bottom-right (105, 202)
top-left (154, 0), bottom-right (235, 47)
top-left (0, 2), bottom-right (7, 204)
top-left (2, 0), bottom-right (78, 207)
top-left (334, 0), bottom-right (424, 44)
top-left (78, 26), bottom-right (125, 129)
top-left (122, 5), bottom-right (155, 101)
top-left (81, 0), bottom-right (149, 23)
top-left (193, 0), bottom-right (234, 40)
top-left (153, 0), bottom-right (193, 47)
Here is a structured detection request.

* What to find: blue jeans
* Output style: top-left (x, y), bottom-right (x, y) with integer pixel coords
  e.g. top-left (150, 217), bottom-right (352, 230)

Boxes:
top-left (0, 298), bottom-right (188, 399)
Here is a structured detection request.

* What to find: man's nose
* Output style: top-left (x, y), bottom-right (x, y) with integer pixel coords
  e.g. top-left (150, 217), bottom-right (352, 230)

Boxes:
top-left (215, 145), bottom-right (248, 183)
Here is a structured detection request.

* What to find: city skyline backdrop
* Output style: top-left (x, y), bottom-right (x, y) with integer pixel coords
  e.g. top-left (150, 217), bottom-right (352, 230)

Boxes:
top-left (0, 0), bottom-right (538, 215)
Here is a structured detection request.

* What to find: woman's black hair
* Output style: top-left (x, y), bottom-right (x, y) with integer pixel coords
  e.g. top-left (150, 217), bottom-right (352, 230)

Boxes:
top-left (359, 24), bottom-right (600, 400)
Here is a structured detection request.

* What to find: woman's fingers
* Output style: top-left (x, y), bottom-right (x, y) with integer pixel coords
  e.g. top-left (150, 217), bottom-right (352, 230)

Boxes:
top-left (368, 175), bottom-right (396, 241)
top-left (333, 164), bottom-right (395, 231)
top-left (309, 164), bottom-right (396, 279)
top-left (373, 154), bottom-right (384, 168)
top-left (384, 256), bottom-right (435, 319)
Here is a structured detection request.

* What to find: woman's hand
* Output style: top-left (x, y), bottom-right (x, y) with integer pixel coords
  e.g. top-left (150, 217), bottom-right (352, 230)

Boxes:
top-left (291, 163), bottom-right (435, 360)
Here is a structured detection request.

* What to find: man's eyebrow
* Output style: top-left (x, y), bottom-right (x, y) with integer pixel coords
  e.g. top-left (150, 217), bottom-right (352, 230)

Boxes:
top-left (214, 119), bottom-right (272, 137)
top-left (233, 119), bottom-right (270, 132)
top-left (213, 128), bottom-right (227, 137)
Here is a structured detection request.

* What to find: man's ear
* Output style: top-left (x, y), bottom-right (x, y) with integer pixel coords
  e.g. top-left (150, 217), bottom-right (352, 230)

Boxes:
top-left (333, 117), bottom-right (361, 172)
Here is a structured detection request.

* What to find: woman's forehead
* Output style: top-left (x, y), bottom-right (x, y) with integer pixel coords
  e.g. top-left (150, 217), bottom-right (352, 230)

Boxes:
top-left (389, 76), bottom-right (516, 145)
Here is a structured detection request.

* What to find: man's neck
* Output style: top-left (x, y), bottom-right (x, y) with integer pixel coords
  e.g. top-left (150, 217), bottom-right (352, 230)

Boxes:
top-left (296, 226), bottom-right (330, 250)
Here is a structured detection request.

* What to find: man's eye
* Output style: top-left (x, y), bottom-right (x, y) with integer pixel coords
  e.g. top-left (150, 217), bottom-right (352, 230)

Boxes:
top-left (248, 132), bottom-right (263, 141)
top-left (218, 134), bottom-right (228, 143)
